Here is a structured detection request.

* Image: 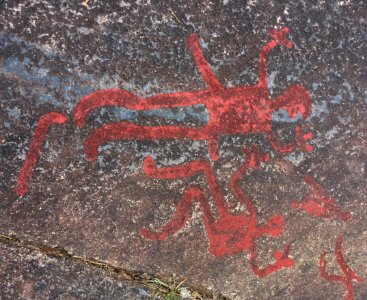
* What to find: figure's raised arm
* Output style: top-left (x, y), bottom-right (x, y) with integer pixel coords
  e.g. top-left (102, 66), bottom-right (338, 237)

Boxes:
top-left (187, 34), bottom-right (224, 92)
top-left (258, 27), bottom-right (293, 91)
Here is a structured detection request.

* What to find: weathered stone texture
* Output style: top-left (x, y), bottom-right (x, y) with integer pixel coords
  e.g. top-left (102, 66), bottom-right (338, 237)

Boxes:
top-left (0, 0), bottom-right (366, 299)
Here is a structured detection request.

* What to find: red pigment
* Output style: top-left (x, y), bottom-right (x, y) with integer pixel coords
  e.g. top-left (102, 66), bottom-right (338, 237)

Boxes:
top-left (15, 112), bottom-right (68, 196)
top-left (75, 27), bottom-right (313, 162)
top-left (319, 236), bottom-right (363, 300)
top-left (140, 144), bottom-right (294, 277)
top-left (291, 176), bottom-right (351, 222)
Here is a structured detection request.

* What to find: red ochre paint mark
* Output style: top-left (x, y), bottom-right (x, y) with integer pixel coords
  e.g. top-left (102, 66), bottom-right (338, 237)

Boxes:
top-left (75, 27), bottom-right (313, 162)
top-left (140, 144), bottom-right (295, 277)
top-left (319, 236), bottom-right (363, 300)
top-left (15, 112), bottom-right (68, 196)
top-left (291, 176), bottom-right (351, 222)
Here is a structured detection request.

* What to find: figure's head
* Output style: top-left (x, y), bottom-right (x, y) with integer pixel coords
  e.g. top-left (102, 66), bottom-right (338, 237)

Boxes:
top-left (272, 85), bottom-right (312, 119)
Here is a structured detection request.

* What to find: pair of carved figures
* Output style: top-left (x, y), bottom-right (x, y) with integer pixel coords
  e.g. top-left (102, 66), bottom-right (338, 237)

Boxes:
top-left (15, 28), bottom-right (362, 299)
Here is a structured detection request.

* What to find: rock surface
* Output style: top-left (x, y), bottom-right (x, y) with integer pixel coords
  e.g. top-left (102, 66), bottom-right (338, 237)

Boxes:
top-left (0, 242), bottom-right (150, 299)
top-left (0, 0), bottom-right (366, 299)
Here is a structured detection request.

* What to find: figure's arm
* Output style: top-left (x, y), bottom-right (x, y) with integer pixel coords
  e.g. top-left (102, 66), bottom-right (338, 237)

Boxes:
top-left (140, 185), bottom-right (215, 240)
top-left (187, 34), bottom-right (224, 92)
top-left (15, 112), bottom-right (68, 196)
top-left (143, 155), bottom-right (210, 179)
top-left (258, 27), bottom-right (293, 90)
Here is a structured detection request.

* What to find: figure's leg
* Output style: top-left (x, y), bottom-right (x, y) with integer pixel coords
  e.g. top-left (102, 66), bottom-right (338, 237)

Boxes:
top-left (144, 155), bottom-right (210, 179)
top-left (187, 34), bottom-right (224, 92)
top-left (319, 236), bottom-right (363, 300)
top-left (140, 185), bottom-right (215, 240)
top-left (230, 145), bottom-right (269, 216)
top-left (84, 122), bottom-right (211, 162)
top-left (15, 112), bottom-right (68, 196)
top-left (319, 251), bottom-right (345, 282)
top-left (208, 137), bottom-right (220, 161)
top-left (250, 243), bottom-right (295, 278)
top-left (334, 236), bottom-right (363, 283)
top-left (144, 156), bottom-right (230, 219)
top-left (74, 88), bottom-right (211, 127)
top-left (319, 249), bottom-right (351, 299)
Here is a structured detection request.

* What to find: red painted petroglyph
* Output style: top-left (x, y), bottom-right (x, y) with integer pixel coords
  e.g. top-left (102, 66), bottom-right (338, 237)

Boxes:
top-left (319, 236), bottom-right (363, 300)
top-left (75, 27), bottom-right (313, 162)
top-left (140, 144), bottom-right (295, 277)
top-left (291, 176), bottom-right (351, 222)
top-left (15, 112), bottom-right (68, 196)
top-left (16, 27), bottom-right (313, 196)
top-left (15, 28), bottom-right (320, 278)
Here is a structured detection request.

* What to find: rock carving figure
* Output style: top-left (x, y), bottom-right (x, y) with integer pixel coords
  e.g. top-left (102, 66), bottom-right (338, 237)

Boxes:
top-left (319, 236), bottom-right (363, 300)
top-left (15, 27), bottom-right (313, 196)
top-left (140, 145), bottom-right (295, 277)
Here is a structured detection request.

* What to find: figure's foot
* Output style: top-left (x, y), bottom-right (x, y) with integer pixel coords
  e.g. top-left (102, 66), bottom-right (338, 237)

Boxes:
top-left (272, 244), bottom-right (295, 269)
top-left (251, 244), bottom-right (295, 278)
top-left (139, 228), bottom-right (168, 241)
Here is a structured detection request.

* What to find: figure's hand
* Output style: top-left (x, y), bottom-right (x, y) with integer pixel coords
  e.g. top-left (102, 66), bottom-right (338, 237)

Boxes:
top-left (295, 126), bottom-right (314, 152)
top-left (269, 27), bottom-right (293, 49)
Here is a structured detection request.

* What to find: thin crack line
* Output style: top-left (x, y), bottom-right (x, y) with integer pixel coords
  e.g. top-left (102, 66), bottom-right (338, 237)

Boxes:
top-left (0, 232), bottom-right (228, 300)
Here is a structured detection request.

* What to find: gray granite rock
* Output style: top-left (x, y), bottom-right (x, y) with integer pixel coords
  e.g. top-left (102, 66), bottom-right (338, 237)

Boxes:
top-left (0, 0), bottom-right (366, 299)
top-left (0, 243), bottom-right (150, 299)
